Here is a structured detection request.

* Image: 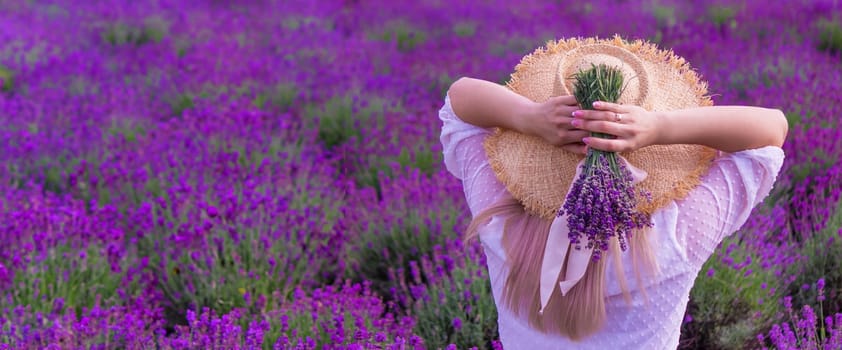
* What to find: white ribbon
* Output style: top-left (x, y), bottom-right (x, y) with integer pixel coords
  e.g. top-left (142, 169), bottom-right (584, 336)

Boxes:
top-left (538, 155), bottom-right (648, 314)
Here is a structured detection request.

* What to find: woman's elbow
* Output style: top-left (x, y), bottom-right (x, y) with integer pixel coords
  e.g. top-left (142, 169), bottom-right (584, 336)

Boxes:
top-left (768, 109), bottom-right (788, 148)
top-left (448, 77), bottom-right (473, 98)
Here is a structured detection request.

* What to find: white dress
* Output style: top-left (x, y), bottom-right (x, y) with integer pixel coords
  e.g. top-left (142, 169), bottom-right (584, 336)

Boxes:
top-left (438, 95), bottom-right (785, 349)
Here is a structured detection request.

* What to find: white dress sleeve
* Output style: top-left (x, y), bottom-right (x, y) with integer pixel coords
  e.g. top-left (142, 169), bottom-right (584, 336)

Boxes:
top-left (438, 93), bottom-right (511, 217)
top-left (674, 146), bottom-right (785, 267)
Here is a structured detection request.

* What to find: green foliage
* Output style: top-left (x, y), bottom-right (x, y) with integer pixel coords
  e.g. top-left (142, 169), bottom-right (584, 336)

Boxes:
top-left (0, 64), bottom-right (14, 93)
top-left (282, 16), bottom-right (314, 30)
top-left (430, 73), bottom-right (456, 99)
top-left (572, 63), bottom-right (625, 159)
top-left (372, 21), bottom-right (427, 52)
top-left (2, 243), bottom-right (138, 320)
top-left (176, 45), bottom-right (188, 58)
top-left (149, 206), bottom-right (333, 327)
top-left (281, 15), bottom-right (334, 32)
top-left (157, 229), bottom-right (292, 320)
top-left (767, 57), bottom-right (797, 81)
top-left (345, 209), bottom-right (452, 300)
top-left (355, 145), bottom-right (441, 199)
top-left (410, 258), bottom-right (498, 349)
top-left (0, 38), bottom-right (49, 68)
top-left (571, 63), bottom-right (624, 110)
top-left (682, 236), bottom-right (782, 349)
top-left (308, 95), bottom-right (357, 149)
top-left (144, 145), bottom-right (341, 328)
top-left (649, 30), bottom-right (665, 45)
top-left (42, 163), bottom-right (64, 194)
top-left (184, 80), bottom-right (280, 108)
top-left (6, 154), bottom-right (74, 195)
top-left (304, 93), bottom-right (387, 150)
top-left (281, 47), bottom-right (337, 67)
top-left (488, 35), bottom-right (552, 58)
top-left (728, 71), bottom-right (760, 100)
top-left (3, 144), bottom-right (76, 196)
top-left (764, 147), bottom-right (836, 239)
top-left (266, 308), bottom-right (374, 348)
top-left (452, 21), bottom-right (477, 38)
top-left (652, 4), bottom-right (677, 28)
top-left (784, 111), bottom-right (803, 128)
top-left (816, 18), bottom-right (842, 55)
top-left (708, 5), bottom-right (738, 30)
top-left (794, 149), bottom-right (834, 184)
top-left (578, 2), bottom-right (594, 15)
top-left (107, 117), bottom-right (147, 144)
top-left (101, 17), bottom-right (169, 46)
top-left (497, 73), bottom-right (512, 87)
top-left (67, 76), bottom-right (101, 96)
top-left (253, 82), bottom-right (299, 111)
top-left (786, 200), bottom-right (842, 314)
top-left (143, 17), bottom-right (169, 43)
top-left (727, 57), bottom-right (796, 100)
top-left (396, 147), bottom-right (437, 177)
top-left (258, 284), bottom-right (407, 348)
top-left (168, 93), bottom-right (195, 117)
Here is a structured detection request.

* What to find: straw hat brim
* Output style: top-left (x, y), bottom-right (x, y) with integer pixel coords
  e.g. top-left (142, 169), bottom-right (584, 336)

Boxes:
top-left (485, 36), bottom-right (717, 221)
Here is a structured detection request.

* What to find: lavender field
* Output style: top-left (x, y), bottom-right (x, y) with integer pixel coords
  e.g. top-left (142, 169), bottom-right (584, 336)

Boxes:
top-left (1, 0), bottom-right (841, 349)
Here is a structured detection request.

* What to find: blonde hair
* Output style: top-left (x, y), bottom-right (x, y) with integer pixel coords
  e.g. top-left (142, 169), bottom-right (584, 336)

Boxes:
top-left (466, 196), bottom-right (659, 341)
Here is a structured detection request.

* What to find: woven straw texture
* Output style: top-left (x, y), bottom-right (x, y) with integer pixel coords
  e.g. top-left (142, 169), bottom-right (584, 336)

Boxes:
top-left (485, 36), bottom-right (717, 220)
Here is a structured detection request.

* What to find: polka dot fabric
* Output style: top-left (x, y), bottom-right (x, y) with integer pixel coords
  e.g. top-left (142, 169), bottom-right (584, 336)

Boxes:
top-left (439, 94), bottom-right (785, 349)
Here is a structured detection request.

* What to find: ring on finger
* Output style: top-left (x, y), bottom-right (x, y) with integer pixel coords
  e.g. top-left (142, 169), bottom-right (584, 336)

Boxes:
top-left (614, 112), bottom-right (623, 122)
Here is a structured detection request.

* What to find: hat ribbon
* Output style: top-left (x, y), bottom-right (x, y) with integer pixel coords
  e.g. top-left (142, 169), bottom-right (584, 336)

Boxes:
top-left (538, 155), bottom-right (648, 314)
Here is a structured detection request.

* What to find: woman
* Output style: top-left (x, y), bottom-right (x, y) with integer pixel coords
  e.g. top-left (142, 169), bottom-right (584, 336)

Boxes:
top-left (439, 37), bottom-right (787, 349)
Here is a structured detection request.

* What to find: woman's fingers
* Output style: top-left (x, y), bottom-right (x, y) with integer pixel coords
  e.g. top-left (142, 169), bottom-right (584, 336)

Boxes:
top-left (592, 101), bottom-right (630, 112)
top-left (570, 118), bottom-right (625, 136)
top-left (551, 95), bottom-right (578, 106)
top-left (553, 115), bottom-right (575, 127)
top-left (571, 109), bottom-right (632, 123)
top-left (541, 96), bottom-right (632, 154)
top-left (582, 136), bottom-right (631, 153)
top-left (560, 129), bottom-right (589, 144)
top-left (566, 102), bottom-right (656, 153)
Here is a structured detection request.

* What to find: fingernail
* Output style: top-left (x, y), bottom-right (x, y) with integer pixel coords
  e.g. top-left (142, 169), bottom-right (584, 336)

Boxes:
top-left (593, 101), bottom-right (602, 107)
top-left (572, 110), bottom-right (581, 117)
top-left (582, 137), bottom-right (590, 144)
top-left (571, 119), bottom-right (581, 127)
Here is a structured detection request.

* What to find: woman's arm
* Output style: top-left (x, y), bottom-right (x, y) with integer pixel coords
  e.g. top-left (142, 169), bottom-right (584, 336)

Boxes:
top-left (447, 77), bottom-right (589, 154)
top-left (570, 101), bottom-right (789, 153)
top-left (447, 77), bottom-right (535, 132)
top-left (654, 105), bottom-right (788, 151)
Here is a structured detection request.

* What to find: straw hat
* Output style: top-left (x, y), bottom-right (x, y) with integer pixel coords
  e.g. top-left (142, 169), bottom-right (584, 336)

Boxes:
top-left (484, 36), bottom-right (717, 221)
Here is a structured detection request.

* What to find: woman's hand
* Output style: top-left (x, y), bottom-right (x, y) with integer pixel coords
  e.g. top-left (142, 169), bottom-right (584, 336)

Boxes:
top-left (570, 101), bottom-right (661, 153)
top-left (448, 78), bottom-right (590, 155)
top-left (570, 100), bottom-right (788, 153)
top-left (522, 95), bottom-right (589, 155)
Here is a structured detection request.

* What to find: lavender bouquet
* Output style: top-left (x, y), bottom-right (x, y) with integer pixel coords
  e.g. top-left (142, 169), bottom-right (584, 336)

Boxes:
top-left (558, 64), bottom-right (652, 261)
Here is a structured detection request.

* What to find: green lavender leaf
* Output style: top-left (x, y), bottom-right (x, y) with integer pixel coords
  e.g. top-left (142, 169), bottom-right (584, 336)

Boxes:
top-left (572, 63), bottom-right (626, 174)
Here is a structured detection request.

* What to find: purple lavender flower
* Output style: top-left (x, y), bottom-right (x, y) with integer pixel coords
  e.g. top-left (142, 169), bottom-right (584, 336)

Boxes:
top-left (559, 148), bottom-right (652, 261)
